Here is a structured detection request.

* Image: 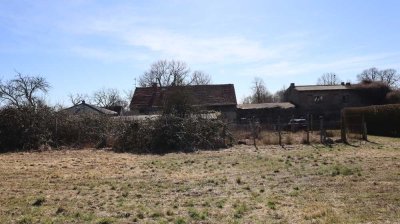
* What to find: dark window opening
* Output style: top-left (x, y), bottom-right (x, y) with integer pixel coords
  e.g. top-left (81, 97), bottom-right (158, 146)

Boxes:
top-left (314, 96), bottom-right (323, 104)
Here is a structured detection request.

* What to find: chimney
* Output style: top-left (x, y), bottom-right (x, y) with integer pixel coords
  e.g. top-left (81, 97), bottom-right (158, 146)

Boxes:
top-left (82, 100), bottom-right (85, 104)
top-left (290, 83), bottom-right (295, 88)
top-left (341, 82), bottom-right (345, 85)
top-left (345, 82), bottom-right (351, 86)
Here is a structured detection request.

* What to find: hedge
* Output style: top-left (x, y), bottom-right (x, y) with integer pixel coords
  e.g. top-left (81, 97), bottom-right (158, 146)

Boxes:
top-left (113, 114), bottom-right (233, 154)
top-left (342, 104), bottom-right (400, 137)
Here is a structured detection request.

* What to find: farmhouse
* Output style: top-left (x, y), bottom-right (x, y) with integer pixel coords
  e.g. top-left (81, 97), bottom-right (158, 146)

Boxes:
top-left (284, 82), bottom-right (383, 120)
top-left (63, 101), bottom-right (118, 116)
top-left (129, 84), bottom-right (237, 120)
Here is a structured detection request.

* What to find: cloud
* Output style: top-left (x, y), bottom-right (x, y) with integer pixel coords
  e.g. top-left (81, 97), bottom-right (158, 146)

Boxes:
top-left (60, 10), bottom-right (308, 64)
top-left (241, 52), bottom-right (400, 78)
top-left (69, 24), bottom-right (309, 65)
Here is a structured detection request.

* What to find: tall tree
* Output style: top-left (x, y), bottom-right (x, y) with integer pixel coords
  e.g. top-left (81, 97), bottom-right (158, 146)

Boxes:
top-left (357, 67), bottom-right (380, 83)
top-left (380, 69), bottom-right (399, 88)
top-left (139, 60), bottom-right (189, 87)
top-left (357, 67), bottom-right (399, 88)
top-left (0, 72), bottom-right (50, 108)
top-left (188, 70), bottom-right (211, 85)
top-left (243, 77), bottom-right (273, 104)
top-left (92, 88), bottom-right (125, 108)
top-left (317, 72), bottom-right (341, 85)
top-left (139, 60), bottom-right (211, 87)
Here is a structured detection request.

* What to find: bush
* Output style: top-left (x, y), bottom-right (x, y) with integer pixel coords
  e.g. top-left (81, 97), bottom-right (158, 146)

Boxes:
top-left (52, 111), bottom-right (111, 148)
top-left (343, 104), bottom-right (400, 137)
top-left (0, 105), bottom-right (232, 153)
top-left (113, 114), bottom-right (232, 153)
top-left (0, 106), bottom-right (54, 151)
top-left (386, 90), bottom-right (400, 104)
top-left (352, 81), bottom-right (391, 105)
top-left (0, 106), bottom-right (113, 151)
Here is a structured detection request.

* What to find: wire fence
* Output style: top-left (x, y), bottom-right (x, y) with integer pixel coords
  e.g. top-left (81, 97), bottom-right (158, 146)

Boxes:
top-left (232, 114), bottom-right (367, 146)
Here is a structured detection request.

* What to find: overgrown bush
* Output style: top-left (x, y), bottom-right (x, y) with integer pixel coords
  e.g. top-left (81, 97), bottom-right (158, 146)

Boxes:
top-left (0, 106), bottom-right (113, 151)
top-left (52, 111), bottom-right (112, 148)
top-left (0, 104), bottom-right (232, 153)
top-left (113, 114), bottom-right (232, 153)
top-left (352, 81), bottom-right (391, 105)
top-left (0, 106), bottom-right (54, 151)
top-left (386, 90), bottom-right (400, 104)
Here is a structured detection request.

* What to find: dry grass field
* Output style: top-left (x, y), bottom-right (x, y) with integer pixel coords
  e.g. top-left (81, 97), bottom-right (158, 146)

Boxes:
top-left (0, 136), bottom-right (399, 224)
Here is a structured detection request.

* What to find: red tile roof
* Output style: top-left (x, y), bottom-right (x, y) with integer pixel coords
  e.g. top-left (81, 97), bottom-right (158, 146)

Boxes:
top-left (129, 84), bottom-right (237, 110)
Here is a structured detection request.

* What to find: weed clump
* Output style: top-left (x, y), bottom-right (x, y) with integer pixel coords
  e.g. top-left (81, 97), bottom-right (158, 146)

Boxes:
top-left (32, 196), bottom-right (45, 206)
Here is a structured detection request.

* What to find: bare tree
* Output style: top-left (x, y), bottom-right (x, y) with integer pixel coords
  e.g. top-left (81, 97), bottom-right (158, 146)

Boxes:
top-left (317, 72), bottom-right (341, 85)
top-left (92, 88), bottom-right (124, 108)
top-left (139, 60), bottom-right (168, 87)
top-left (68, 93), bottom-right (89, 105)
top-left (380, 69), bottom-right (399, 88)
top-left (242, 95), bottom-right (253, 104)
top-left (189, 70), bottom-right (211, 85)
top-left (243, 77), bottom-right (273, 104)
top-left (253, 77), bottom-right (273, 103)
top-left (139, 60), bottom-right (214, 87)
top-left (272, 86), bottom-right (287, 102)
top-left (0, 72), bottom-right (50, 108)
top-left (122, 89), bottom-right (134, 110)
top-left (357, 67), bottom-right (399, 88)
top-left (139, 60), bottom-right (191, 87)
top-left (357, 67), bottom-right (381, 83)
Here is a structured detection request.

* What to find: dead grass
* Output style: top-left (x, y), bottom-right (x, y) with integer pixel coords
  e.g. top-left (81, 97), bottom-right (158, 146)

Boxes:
top-left (0, 136), bottom-right (399, 223)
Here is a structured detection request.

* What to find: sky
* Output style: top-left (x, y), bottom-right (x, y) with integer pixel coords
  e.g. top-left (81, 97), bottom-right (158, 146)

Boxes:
top-left (1, 0), bottom-right (400, 106)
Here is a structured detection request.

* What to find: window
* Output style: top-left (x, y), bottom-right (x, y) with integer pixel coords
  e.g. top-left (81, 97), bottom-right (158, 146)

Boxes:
top-left (314, 95), bottom-right (323, 104)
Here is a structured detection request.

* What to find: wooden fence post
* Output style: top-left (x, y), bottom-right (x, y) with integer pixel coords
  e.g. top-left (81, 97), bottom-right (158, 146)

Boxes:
top-left (306, 114), bottom-right (310, 144)
top-left (341, 111), bottom-right (347, 143)
top-left (278, 116), bottom-right (282, 146)
top-left (319, 116), bottom-right (324, 144)
top-left (362, 115), bottom-right (368, 141)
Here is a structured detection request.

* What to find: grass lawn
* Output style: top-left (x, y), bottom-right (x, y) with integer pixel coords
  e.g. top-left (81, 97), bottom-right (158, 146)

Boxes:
top-left (0, 136), bottom-right (399, 223)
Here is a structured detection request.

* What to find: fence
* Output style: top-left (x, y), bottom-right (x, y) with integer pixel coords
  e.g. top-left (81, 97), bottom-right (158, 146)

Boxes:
top-left (232, 114), bottom-right (366, 146)
top-left (341, 112), bottom-right (368, 143)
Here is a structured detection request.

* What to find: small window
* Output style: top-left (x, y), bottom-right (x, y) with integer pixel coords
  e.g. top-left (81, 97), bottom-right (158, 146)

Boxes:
top-left (314, 96), bottom-right (323, 104)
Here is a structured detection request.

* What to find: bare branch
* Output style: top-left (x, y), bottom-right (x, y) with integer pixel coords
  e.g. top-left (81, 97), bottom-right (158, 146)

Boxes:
top-left (317, 72), bottom-right (341, 85)
top-left (139, 60), bottom-right (203, 87)
top-left (68, 93), bottom-right (89, 105)
top-left (243, 77), bottom-right (273, 104)
top-left (189, 70), bottom-right (211, 85)
top-left (92, 88), bottom-right (124, 108)
top-left (0, 72), bottom-right (50, 108)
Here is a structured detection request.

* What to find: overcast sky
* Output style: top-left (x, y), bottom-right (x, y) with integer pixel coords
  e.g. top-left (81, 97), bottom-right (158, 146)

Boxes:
top-left (1, 0), bottom-right (399, 105)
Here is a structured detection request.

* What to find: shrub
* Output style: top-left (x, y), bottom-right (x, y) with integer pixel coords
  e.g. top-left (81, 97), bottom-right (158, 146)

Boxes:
top-left (386, 90), bottom-right (400, 104)
top-left (0, 106), bottom-right (54, 151)
top-left (352, 81), bottom-right (391, 105)
top-left (52, 111), bottom-right (112, 148)
top-left (113, 114), bottom-right (232, 153)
